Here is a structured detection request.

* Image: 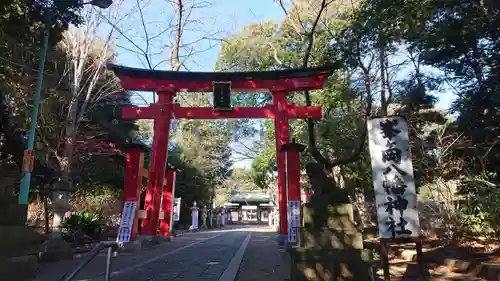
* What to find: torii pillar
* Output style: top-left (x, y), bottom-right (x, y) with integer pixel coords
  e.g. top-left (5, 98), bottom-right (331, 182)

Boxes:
top-left (141, 92), bottom-right (175, 237)
top-left (121, 144), bottom-right (144, 241)
top-left (273, 91), bottom-right (290, 243)
top-left (281, 140), bottom-right (306, 244)
top-left (159, 168), bottom-right (177, 237)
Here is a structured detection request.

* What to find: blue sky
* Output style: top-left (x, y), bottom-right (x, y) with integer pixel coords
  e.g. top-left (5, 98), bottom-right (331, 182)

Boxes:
top-left (112, 0), bottom-right (285, 73)
top-left (109, 0), bottom-right (285, 168)
top-left (107, 0), bottom-right (454, 168)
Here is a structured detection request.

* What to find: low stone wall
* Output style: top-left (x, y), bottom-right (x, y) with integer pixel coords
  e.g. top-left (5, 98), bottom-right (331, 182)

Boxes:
top-left (0, 225), bottom-right (43, 280)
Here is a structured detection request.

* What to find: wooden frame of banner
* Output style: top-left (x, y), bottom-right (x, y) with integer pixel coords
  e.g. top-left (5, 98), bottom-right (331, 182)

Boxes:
top-left (379, 236), bottom-right (427, 281)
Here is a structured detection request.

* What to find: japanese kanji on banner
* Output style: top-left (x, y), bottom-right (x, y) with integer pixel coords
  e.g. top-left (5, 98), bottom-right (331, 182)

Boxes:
top-left (116, 201), bottom-right (137, 243)
top-left (288, 227), bottom-right (297, 243)
top-left (287, 200), bottom-right (301, 228)
top-left (287, 200), bottom-right (301, 243)
top-left (367, 116), bottom-right (420, 239)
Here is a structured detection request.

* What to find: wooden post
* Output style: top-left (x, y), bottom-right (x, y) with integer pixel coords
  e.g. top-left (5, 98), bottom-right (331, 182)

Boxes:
top-left (380, 237), bottom-right (426, 281)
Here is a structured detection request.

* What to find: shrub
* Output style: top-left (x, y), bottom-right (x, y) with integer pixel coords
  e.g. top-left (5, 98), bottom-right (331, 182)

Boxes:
top-left (456, 173), bottom-right (500, 235)
top-left (71, 190), bottom-right (121, 225)
top-left (62, 211), bottom-right (106, 236)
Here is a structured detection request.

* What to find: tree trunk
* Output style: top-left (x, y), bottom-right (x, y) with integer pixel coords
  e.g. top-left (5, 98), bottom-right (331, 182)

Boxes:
top-left (61, 127), bottom-right (76, 178)
top-left (50, 100), bottom-right (78, 235)
top-left (43, 190), bottom-right (50, 234)
top-left (379, 44), bottom-right (389, 116)
top-left (60, 98), bottom-right (79, 179)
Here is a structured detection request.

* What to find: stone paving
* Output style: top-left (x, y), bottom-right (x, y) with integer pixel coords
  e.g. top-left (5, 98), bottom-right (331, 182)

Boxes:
top-left (32, 226), bottom-right (252, 281)
top-left (110, 230), bottom-right (248, 281)
top-left (235, 227), bottom-right (290, 281)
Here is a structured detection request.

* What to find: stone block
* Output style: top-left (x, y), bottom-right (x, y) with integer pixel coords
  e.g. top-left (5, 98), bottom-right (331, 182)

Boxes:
top-left (138, 235), bottom-right (163, 249)
top-left (300, 228), bottom-right (364, 250)
top-left (37, 237), bottom-right (73, 262)
top-left (303, 204), bottom-right (357, 230)
top-left (1, 255), bottom-right (39, 280)
top-left (119, 240), bottom-right (142, 252)
top-left (290, 247), bottom-right (373, 281)
top-left (0, 225), bottom-right (43, 260)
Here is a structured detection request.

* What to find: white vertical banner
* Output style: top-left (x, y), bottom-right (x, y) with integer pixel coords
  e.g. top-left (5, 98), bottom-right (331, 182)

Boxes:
top-left (117, 201), bottom-right (137, 243)
top-left (287, 200), bottom-right (300, 243)
top-left (367, 116), bottom-right (420, 238)
top-left (191, 208), bottom-right (199, 229)
top-left (221, 209), bottom-right (226, 225)
top-left (173, 198), bottom-right (181, 222)
top-left (169, 174), bottom-right (177, 232)
top-left (287, 200), bottom-right (300, 228)
top-left (171, 119), bottom-right (177, 132)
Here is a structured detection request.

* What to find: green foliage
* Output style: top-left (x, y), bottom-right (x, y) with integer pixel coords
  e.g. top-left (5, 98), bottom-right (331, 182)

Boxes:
top-left (250, 146), bottom-right (275, 189)
top-left (456, 174), bottom-right (500, 235)
top-left (214, 0), bottom-right (500, 237)
top-left (225, 167), bottom-right (259, 191)
top-left (0, 0), bottom-right (98, 206)
top-left (62, 211), bottom-right (106, 235)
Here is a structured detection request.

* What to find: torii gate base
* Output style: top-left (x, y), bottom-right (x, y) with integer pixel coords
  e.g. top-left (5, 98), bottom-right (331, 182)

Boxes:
top-left (111, 64), bottom-right (333, 244)
top-left (122, 144), bottom-right (177, 240)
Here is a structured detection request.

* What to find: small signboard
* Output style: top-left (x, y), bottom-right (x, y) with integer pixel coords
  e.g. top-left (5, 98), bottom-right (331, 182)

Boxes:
top-left (116, 201), bottom-right (137, 243)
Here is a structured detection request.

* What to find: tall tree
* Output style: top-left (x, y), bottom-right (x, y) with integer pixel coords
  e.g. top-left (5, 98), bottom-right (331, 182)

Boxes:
top-left (54, 4), bottom-right (124, 186)
top-left (0, 0), bottom-right (84, 198)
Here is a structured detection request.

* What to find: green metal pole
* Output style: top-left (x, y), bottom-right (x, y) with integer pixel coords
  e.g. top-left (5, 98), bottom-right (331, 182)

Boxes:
top-left (19, 15), bottom-right (51, 205)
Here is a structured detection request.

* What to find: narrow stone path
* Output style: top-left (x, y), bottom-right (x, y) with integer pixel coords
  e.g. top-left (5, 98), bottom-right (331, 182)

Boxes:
top-left (32, 225), bottom-right (255, 281)
top-left (235, 227), bottom-right (290, 281)
top-left (110, 230), bottom-right (248, 281)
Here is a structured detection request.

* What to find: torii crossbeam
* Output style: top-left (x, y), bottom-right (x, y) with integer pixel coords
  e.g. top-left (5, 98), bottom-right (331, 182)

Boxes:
top-left (109, 63), bottom-right (334, 241)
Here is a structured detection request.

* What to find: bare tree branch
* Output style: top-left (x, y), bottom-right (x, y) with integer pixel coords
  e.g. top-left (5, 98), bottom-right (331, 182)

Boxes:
top-left (275, 0), bottom-right (373, 169)
top-left (102, 0), bottom-right (221, 108)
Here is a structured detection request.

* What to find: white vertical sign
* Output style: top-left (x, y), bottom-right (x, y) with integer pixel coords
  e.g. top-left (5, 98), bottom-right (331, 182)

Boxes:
top-left (173, 197), bottom-right (181, 222)
top-left (287, 200), bottom-right (301, 228)
top-left (287, 200), bottom-right (301, 243)
top-left (117, 201), bottom-right (137, 243)
top-left (171, 119), bottom-right (177, 132)
top-left (367, 116), bottom-right (420, 238)
top-left (191, 208), bottom-right (199, 229)
top-left (169, 173), bottom-right (177, 232)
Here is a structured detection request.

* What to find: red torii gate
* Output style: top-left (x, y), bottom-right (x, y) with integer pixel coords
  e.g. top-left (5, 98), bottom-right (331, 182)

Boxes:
top-left (109, 64), bottom-right (332, 239)
top-left (122, 143), bottom-right (178, 239)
